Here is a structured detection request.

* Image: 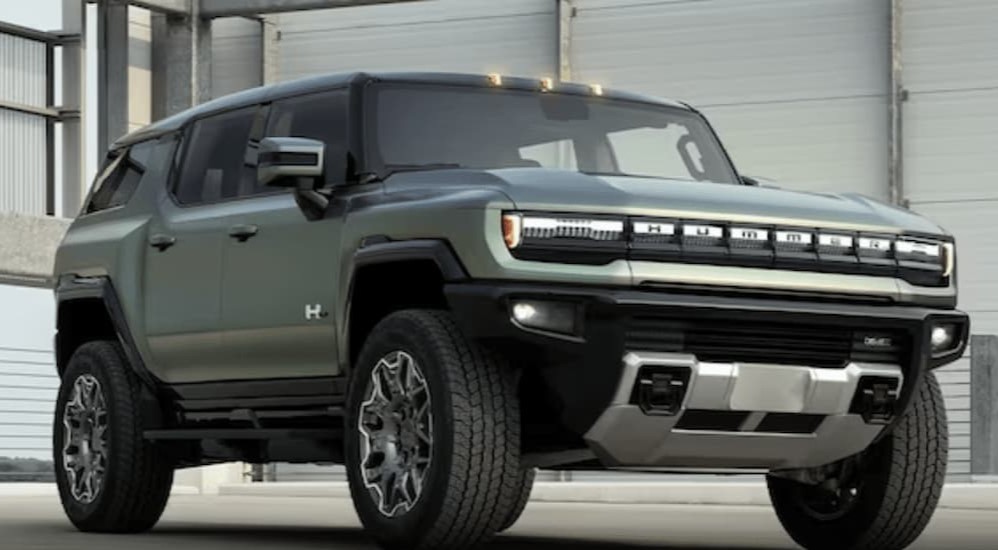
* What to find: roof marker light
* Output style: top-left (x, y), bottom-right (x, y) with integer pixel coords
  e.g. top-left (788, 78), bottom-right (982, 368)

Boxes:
top-left (487, 73), bottom-right (503, 86)
top-left (591, 84), bottom-right (604, 96)
top-left (541, 77), bottom-right (555, 92)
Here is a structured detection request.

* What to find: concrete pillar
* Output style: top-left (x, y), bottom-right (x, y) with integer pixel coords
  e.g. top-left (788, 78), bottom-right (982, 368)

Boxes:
top-left (151, 11), bottom-right (212, 119)
top-left (60, 0), bottom-right (87, 218)
top-left (971, 335), bottom-right (998, 476)
top-left (97, 0), bottom-right (130, 152)
top-left (261, 15), bottom-right (280, 85)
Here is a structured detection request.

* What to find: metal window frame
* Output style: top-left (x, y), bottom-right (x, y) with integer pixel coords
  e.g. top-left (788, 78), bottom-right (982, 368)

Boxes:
top-left (0, 21), bottom-right (62, 216)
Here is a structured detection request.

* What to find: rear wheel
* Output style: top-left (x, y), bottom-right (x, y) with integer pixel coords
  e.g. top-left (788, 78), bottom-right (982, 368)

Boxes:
top-left (345, 310), bottom-right (523, 550)
top-left (767, 372), bottom-right (948, 550)
top-left (54, 340), bottom-right (174, 533)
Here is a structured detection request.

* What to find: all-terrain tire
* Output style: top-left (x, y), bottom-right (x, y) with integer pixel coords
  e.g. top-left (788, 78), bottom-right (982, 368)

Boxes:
top-left (54, 340), bottom-right (175, 533)
top-left (345, 310), bottom-right (523, 550)
top-left (498, 467), bottom-right (535, 532)
top-left (767, 372), bottom-right (948, 550)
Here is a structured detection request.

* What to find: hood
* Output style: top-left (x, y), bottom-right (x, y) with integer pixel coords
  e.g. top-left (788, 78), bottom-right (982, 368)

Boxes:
top-left (386, 168), bottom-right (946, 236)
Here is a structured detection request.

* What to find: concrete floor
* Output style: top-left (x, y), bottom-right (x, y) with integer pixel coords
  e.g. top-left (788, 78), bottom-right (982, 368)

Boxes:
top-left (0, 495), bottom-right (995, 549)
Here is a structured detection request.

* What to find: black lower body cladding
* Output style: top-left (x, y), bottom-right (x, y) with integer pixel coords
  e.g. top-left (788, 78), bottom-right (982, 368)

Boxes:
top-left (444, 282), bottom-right (969, 438)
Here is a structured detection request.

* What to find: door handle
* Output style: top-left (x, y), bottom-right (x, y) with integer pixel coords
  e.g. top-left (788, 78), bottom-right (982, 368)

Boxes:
top-left (228, 224), bottom-right (259, 242)
top-left (149, 234), bottom-right (176, 252)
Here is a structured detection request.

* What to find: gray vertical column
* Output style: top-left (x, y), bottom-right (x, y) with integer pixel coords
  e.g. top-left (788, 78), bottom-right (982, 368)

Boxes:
top-left (151, 11), bottom-right (212, 119)
top-left (98, 0), bottom-right (130, 153)
top-left (60, 0), bottom-right (87, 218)
top-left (971, 335), bottom-right (998, 476)
top-left (261, 15), bottom-right (280, 85)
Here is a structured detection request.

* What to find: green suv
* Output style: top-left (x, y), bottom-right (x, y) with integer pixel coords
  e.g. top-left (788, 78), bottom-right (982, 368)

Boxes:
top-left (52, 72), bottom-right (968, 550)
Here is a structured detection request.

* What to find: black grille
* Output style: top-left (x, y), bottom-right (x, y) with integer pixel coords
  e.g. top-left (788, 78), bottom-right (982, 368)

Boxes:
top-left (625, 316), bottom-right (906, 368)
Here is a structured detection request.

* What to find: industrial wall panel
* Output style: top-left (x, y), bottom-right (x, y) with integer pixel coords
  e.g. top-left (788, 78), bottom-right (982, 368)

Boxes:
top-left (936, 356), bottom-right (971, 476)
top-left (703, 97), bottom-right (888, 197)
top-left (0, 110), bottom-right (46, 215)
top-left (903, 0), bottom-right (998, 94)
top-left (0, 285), bottom-right (57, 463)
top-left (275, 463), bottom-right (345, 482)
top-left (0, 32), bottom-right (46, 108)
top-left (212, 17), bottom-right (263, 98)
top-left (274, 0), bottom-right (556, 82)
top-left (571, 0), bottom-right (889, 199)
top-left (904, 90), bottom-right (998, 203)
top-left (572, 0), bottom-right (888, 105)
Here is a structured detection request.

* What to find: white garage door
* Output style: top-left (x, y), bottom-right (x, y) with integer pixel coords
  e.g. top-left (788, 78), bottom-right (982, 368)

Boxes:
top-left (272, 0), bottom-right (556, 82)
top-left (571, 0), bottom-right (889, 198)
top-left (902, 0), bottom-right (998, 478)
top-left (0, 285), bottom-right (57, 474)
top-left (212, 17), bottom-right (263, 98)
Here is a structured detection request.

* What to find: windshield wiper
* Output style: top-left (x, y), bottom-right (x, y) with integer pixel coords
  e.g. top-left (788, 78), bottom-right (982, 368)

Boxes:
top-left (580, 170), bottom-right (699, 182)
top-left (382, 163), bottom-right (466, 178)
top-left (580, 170), bottom-right (642, 178)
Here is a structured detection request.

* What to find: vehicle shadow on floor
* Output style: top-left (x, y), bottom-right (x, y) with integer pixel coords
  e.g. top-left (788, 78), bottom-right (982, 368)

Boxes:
top-left (134, 525), bottom-right (774, 550)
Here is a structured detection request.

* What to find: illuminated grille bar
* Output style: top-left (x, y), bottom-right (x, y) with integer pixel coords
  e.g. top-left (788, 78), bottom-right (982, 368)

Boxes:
top-left (507, 212), bottom-right (952, 287)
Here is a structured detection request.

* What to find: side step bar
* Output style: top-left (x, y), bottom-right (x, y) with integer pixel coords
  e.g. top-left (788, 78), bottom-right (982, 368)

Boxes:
top-left (144, 428), bottom-right (341, 441)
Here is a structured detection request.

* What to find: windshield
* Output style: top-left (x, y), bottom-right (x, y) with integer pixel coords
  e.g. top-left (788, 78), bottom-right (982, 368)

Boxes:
top-left (368, 83), bottom-right (739, 184)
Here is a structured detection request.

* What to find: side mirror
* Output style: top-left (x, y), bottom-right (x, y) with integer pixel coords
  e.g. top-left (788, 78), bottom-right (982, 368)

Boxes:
top-left (258, 136), bottom-right (325, 188)
top-left (741, 175), bottom-right (760, 186)
top-left (258, 136), bottom-right (329, 221)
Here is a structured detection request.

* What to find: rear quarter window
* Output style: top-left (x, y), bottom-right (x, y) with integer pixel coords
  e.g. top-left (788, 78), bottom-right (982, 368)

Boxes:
top-left (85, 140), bottom-right (156, 214)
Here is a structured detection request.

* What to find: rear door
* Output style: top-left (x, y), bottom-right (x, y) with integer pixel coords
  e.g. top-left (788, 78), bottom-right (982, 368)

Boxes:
top-left (213, 89), bottom-right (349, 381)
top-left (143, 106), bottom-right (261, 384)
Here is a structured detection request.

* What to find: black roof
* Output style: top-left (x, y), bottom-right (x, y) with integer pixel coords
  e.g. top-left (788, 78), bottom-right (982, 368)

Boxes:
top-left (113, 71), bottom-right (689, 148)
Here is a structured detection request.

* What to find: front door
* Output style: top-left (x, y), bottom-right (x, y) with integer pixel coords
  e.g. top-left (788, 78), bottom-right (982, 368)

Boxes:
top-left (213, 88), bottom-right (350, 380)
top-left (143, 200), bottom-right (228, 383)
top-left (144, 105), bottom-right (262, 383)
top-left (216, 193), bottom-right (340, 380)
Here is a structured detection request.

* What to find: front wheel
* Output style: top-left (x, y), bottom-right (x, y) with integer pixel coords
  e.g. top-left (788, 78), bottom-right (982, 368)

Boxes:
top-left (767, 372), bottom-right (948, 550)
top-left (54, 341), bottom-right (175, 533)
top-left (345, 310), bottom-right (524, 550)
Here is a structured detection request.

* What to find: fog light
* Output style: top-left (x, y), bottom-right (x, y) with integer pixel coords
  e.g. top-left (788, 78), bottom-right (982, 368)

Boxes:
top-left (931, 324), bottom-right (955, 352)
top-left (510, 300), bottom-right (578, 335)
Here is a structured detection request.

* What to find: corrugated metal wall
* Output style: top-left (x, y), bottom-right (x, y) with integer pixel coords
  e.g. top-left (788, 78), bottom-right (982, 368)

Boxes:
top-left (571, 0), bottom-right (889, 198)
top-left (0, 31), bottom-right (47, 215)
top-left (212, 18), bottom-right (263, 97)
top-left (902, 0), bottom-right (998, 477)
top-left (272, 0), bottom-right (556, 81)
top-left (0, 285), bottom-right (57, 463)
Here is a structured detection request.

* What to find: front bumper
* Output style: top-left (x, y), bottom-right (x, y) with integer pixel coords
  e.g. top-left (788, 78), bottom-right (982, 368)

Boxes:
top-left (446, 282), bottom-right (969, 470)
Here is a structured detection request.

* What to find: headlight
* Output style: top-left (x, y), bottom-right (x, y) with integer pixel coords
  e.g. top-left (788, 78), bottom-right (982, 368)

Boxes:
top-left (942, 242), bottom-right (955, 278)
top-left (501, 212), bottom-right (627, 264)
top-left (502, 213), bottom-right (625, 245)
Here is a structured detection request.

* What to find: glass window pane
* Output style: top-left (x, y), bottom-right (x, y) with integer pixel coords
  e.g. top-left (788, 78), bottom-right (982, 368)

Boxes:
top-left (175, 107), bottom-right (257, 205)
top-left (260, 89), bottom-right (348, 194)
